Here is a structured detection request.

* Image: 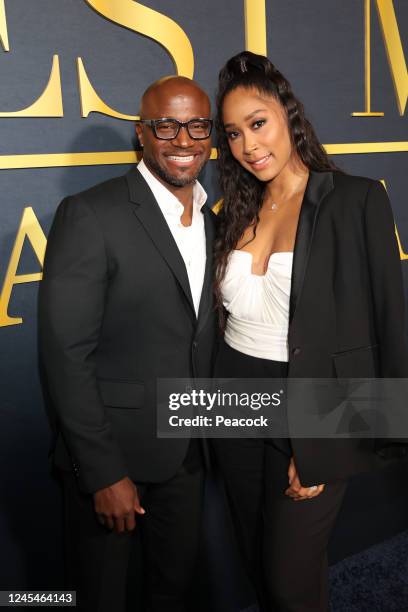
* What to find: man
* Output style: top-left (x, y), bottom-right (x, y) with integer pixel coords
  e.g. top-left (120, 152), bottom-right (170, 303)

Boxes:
top-left (39, 76), bottom-right (217, 612)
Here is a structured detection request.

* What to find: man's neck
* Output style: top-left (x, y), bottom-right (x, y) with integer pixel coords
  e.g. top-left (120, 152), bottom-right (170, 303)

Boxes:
top-left (144, 161), bottom-right (194, 210)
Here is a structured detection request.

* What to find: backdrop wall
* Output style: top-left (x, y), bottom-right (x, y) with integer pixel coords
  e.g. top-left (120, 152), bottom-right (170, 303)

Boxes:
top-left (0, 0), bottom-right (407, 600)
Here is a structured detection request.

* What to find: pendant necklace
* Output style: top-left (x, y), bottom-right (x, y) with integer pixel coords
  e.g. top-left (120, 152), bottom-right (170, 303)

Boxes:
top-left (267, 172), bottom-right (309, 213)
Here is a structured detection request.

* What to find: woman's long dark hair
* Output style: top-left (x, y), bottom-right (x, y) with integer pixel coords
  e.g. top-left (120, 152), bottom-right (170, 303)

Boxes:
top-left (214, 51), bottom-right (337, 329)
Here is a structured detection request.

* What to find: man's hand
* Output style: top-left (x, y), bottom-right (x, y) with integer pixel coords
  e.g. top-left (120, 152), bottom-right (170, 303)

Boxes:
top-left (285, 456), bottom-right (325, 501)
top-left (94, 477), bottom-right (145, 533)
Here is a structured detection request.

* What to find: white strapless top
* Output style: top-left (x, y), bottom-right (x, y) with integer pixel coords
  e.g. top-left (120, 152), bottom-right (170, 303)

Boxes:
top-left (221, 250), bottom-right (293, 361)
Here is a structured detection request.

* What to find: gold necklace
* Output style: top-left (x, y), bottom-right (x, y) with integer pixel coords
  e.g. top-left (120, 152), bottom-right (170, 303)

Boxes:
top-left (267, 173), bottom-right (309, 213)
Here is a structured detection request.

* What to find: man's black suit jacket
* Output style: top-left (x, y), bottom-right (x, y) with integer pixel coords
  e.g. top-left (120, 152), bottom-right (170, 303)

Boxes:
top-left (39, 166), bottom-right (218, 494)
top-left (284, 170), bottom-right (408, 485)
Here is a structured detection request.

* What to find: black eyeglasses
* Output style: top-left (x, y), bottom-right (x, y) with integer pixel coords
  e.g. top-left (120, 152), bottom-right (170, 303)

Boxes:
top-left (137, 118), bottom-right (213, 140)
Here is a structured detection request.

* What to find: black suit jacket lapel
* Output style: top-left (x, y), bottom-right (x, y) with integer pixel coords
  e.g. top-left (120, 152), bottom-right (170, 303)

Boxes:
top-left (196, 206), bottom-right (216, 335)
top-left (126, 167), bottom-right (195, 315)
top-left (289, 171), bottom-right (334, 324)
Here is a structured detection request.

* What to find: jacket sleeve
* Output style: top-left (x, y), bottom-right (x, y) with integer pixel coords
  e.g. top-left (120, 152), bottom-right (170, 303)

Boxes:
top-left (38, 196), bottom-right (128, 493)
top-left (364, 180), bottom-right (408, 454)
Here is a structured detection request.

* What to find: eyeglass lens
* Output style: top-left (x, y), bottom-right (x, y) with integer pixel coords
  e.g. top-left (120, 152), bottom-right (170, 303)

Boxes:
top-left (155, 120), bottom-right (211, 139)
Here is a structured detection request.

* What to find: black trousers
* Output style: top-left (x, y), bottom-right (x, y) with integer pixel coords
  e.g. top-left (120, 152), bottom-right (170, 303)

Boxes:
top-left (213, 341), bottom-right (347, 612)
top-left (61, 440), bottom-right (204, 612)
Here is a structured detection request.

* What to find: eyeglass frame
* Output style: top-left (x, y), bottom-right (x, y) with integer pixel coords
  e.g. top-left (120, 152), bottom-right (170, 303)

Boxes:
top-left (136, 117), bottom-right (213, 140)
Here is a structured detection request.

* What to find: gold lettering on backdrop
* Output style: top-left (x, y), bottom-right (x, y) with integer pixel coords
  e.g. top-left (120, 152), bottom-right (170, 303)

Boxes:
top-left (77, 58), bottom-right (139, 120)
top-left (323, 141), bottom-right (408, 154)
top-left (381, 180), bottom-right (408, 260)
top-left (79, 0), bottom-right (194, 119)
top-left (244, 0), bottom-right (267, 55)
top-left (352, 0), bottom-right (384, 116)
top-left (376, 0), bottom-right (408, 115)
top-left (395, 226), bottom-right (408, 260)
top-left (0, 0), bottom-right (9, 51)
top-left (212, 198), bottom-right (223, 215)
top-left (0, 207), bottom-right (47, 327)
top-left (0, 142), bottom-right (407, 170)
top-left (353, 0), bottom-right (407, 116)
top-left (0, 55), bottom-right (63, 117)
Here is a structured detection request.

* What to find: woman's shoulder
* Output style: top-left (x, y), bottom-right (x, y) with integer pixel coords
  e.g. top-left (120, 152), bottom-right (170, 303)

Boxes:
top-left (321, 171), bottom-right (390, 222)
top-left (331, 170), bottom-right (381, 196)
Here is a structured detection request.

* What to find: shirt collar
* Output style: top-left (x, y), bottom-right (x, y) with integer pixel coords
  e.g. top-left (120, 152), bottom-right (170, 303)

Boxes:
top-left (137, 159), bottom-right (207, 215)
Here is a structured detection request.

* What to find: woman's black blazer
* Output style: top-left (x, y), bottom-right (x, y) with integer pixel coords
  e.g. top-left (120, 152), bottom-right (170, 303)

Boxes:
top-left (285, 170), bottom-right (408, 485)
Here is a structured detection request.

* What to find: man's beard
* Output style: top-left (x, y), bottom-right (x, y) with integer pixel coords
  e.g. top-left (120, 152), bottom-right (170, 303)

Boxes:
top-left (144, 154), bottom-right (206, 188)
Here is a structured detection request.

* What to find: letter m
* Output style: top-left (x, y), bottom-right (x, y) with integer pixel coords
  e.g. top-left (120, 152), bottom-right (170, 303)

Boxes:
top-left (376, 0), bottom-right (408, 115)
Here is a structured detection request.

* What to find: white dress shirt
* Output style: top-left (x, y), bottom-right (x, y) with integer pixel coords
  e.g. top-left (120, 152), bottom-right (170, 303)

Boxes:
top-left (137, 159), bottom-right (207, 316)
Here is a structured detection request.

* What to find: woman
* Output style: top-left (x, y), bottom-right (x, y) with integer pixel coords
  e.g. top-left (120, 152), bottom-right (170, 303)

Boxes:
top-left (212, 51), bottom-right (408, 612)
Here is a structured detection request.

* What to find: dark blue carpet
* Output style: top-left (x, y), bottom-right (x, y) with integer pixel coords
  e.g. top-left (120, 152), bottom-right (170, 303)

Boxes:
top-left (329, 529), bottom-right (408, 611)
top-left (240, 530), bottom-right (408, 612)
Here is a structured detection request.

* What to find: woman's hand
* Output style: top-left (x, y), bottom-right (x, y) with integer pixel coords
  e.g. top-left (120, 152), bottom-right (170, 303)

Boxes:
top-left (285, 456), bottom-right (325, 501)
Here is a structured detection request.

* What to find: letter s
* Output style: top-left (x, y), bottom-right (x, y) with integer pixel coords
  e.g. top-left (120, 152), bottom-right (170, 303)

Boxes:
top-left (79, 0), bottom-right (194, 119)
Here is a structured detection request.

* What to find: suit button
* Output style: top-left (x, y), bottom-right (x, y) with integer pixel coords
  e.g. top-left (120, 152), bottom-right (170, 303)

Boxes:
top-left (192, 341), bottom-right (198, 350)
top-left (292, 347), bottom-right (301, 356)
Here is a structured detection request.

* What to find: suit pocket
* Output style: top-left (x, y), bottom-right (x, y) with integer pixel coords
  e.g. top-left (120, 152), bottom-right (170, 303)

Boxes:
top-left (98, 378), bottom-right (145, 409)
top-left (332, 344), bottom-right (379, 378)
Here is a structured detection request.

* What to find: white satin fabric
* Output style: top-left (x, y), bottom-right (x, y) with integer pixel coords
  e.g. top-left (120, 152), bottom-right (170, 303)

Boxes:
top-left (221, 250), bottom-right (293, 362)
